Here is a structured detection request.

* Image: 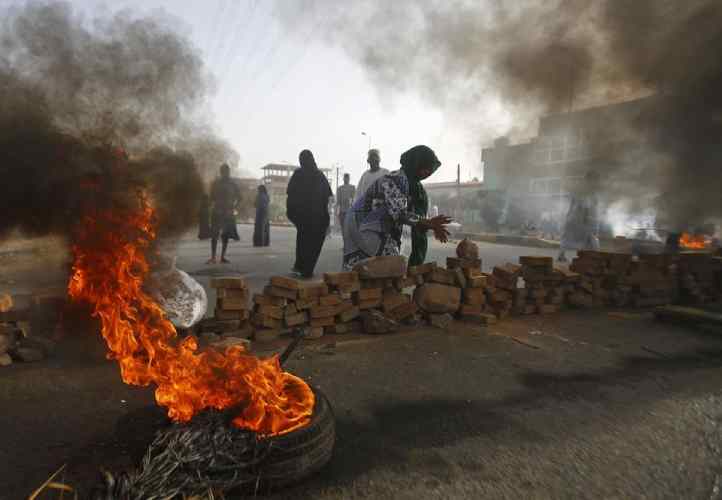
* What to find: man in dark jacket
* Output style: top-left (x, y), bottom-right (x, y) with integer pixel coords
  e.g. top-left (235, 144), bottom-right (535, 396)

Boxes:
top-left (287, 150), bottom-right (333, 278)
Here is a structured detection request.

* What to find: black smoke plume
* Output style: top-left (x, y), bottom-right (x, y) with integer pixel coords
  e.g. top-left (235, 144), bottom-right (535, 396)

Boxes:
top-left (273, 0), bottom-right (722, 231)
top-left (0, 2), bottom-right (230, 241)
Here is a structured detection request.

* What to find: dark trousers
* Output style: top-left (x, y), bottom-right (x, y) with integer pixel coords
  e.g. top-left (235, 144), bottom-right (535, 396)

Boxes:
top-left (339, 211), bottom-right (347, 233)
top-left (253, 220), bottom-right (270, 247)
top-left (294, 222), bottom-right (328, 277)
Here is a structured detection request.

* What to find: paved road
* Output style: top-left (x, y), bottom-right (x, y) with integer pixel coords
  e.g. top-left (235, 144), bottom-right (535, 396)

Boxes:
top-left (2, 227), bottom-right (722, 499)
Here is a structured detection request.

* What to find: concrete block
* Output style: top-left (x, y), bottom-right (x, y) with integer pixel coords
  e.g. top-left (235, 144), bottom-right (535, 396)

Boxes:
top-left (353, 255), bottom-right (407, 279)
top-left (414, 284), bottom-right (461, 314)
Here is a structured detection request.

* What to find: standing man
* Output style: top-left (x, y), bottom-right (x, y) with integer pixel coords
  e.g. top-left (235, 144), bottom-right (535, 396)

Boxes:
top-left (287, 150), bottom-right (333, 278)
top-left (336, 173), bottom-right (356, 233)
top-left (207, 163), bottom-right (241, 264)
top-left (355, 149), bottom-right (389, 201)
top-left (557, 171), bottom-right (601, 262)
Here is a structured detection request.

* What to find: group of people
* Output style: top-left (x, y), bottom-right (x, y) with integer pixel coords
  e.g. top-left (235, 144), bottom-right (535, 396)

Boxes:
top-left (199, 145), bottom-right (453, 278)
top-left (286, 146), bottom-right (452, 278)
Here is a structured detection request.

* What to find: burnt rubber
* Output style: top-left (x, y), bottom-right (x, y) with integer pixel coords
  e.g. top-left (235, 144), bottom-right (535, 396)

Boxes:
top-left (248, 386), bottom-right (336, 492)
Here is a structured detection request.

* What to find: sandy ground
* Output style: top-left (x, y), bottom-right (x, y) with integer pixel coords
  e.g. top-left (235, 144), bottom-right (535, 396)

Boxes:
top-left (1, 226), bottom-right (721, 499)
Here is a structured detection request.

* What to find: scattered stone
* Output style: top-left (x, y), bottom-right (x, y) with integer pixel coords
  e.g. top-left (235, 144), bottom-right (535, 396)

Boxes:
top-left (387, 301), bottom-right (418, 322)
top-left (337, 306), bottom-right (360, 323)
top-left (456, 238), bottom-right (480, 260)
top-left (353, 255), bottom-right (407, 279)
top-left (429, 313), bottom-right (453, 329)
top-left (11, 346), bottom-right (44, 362)
top-left (0, 352), bottom-right (12, 366)
top-left (414, 284), bottom-right (461, 314)
top-left (361, 310), bottom-right (399, 334)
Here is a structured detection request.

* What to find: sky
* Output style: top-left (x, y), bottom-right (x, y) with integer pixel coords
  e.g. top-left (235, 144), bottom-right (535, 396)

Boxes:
top-left (42, 0), bottom-right (499, 186)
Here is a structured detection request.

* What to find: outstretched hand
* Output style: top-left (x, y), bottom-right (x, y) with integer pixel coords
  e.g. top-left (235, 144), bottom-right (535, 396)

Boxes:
top-left (423, 214), bottom-right (453, 243)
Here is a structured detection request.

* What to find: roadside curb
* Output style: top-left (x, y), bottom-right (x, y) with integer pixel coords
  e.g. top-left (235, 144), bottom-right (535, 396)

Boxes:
top-left (456, 232), bottom-right (560, 249)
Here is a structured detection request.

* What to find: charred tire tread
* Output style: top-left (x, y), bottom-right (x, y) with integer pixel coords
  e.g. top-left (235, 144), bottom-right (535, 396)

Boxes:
top-left (254, 387), bottom-right (335, 490)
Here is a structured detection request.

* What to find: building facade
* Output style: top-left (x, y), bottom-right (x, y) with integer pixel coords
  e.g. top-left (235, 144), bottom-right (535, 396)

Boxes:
top-left (481, 95), bottom-right (662, 232)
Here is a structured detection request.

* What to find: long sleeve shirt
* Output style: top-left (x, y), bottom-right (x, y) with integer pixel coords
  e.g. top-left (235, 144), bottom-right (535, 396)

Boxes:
top-left (336, 184), bottom-right (356, 212)
top-left (355, 168), bottom-right (389, 202)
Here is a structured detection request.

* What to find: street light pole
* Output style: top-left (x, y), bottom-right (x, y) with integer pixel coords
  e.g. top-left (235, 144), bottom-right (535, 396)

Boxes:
top-left (361, 131), bottom-right (371, 150)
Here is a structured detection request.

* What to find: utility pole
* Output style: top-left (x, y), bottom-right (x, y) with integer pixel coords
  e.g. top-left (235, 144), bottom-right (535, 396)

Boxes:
top-left (456, 163), bottom-right (461, 222)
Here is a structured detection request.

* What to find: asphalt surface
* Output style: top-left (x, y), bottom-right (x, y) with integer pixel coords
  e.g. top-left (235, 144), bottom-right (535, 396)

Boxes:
top-left (2, 225), bottom-right (722, 499)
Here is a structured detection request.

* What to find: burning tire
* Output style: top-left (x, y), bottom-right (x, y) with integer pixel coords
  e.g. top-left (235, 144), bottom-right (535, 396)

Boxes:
top-left (252, 385), bottom-right (336, 491)
top-left (93, 386), bottom-right (335, 498)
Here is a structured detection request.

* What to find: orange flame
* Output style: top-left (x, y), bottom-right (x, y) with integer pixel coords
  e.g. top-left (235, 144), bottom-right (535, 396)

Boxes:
top-left (68, 193), bottom-right (313, 435)
top-left (679, 232), bottom-right (707, 249)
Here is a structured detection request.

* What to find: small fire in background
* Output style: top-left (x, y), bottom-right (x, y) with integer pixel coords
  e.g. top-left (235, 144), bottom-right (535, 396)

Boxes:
top-left (679, 232), bottom-right (708, 250)
top-left (0, 294), bottom-right (12, 313)
top-left (68, 192), bottom-right (314, 436)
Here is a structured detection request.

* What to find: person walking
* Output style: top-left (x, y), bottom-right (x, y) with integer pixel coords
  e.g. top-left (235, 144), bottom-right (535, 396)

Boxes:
top-left (336, 173), bottom-right (356, 233)
top-left (343, 145), bottom-right (452, 269)
top-left (355, 149), bottom-right (388, 201)
top-left (557, 171), bottom-right (601, 262)
top-left (287, 150), bottom-right (333, 278)
top-left (207, 163), bottom-right (241, 264)
top-left (253, 184), bottom-right (270, 247)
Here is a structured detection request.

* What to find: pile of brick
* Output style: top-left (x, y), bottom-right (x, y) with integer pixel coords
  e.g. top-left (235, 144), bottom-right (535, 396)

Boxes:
top-left (253, 276), bottom-right (333, 342)
top-left (512, 256), bottom-right (577, 313)
top-left (411, 258), bottom-right (498, 327)
top-left (208, 246), bottom-right (720, 342)
top-left (677, 253), bottom-right (722, 304)
top-left (567, 251), bottom-right (677, 308)
top-left (197, 277), bottom-right (253, 347)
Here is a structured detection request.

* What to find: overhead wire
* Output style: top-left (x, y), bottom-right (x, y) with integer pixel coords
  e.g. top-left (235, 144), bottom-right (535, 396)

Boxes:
top-left (213, 0), bottom-right (250, 82)
top-left (217, 0), bottom-right (261, 91)
top-left (206, 0), bottom-right (234, 70)
top-left (231, 3), bottom-right (330, 138)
